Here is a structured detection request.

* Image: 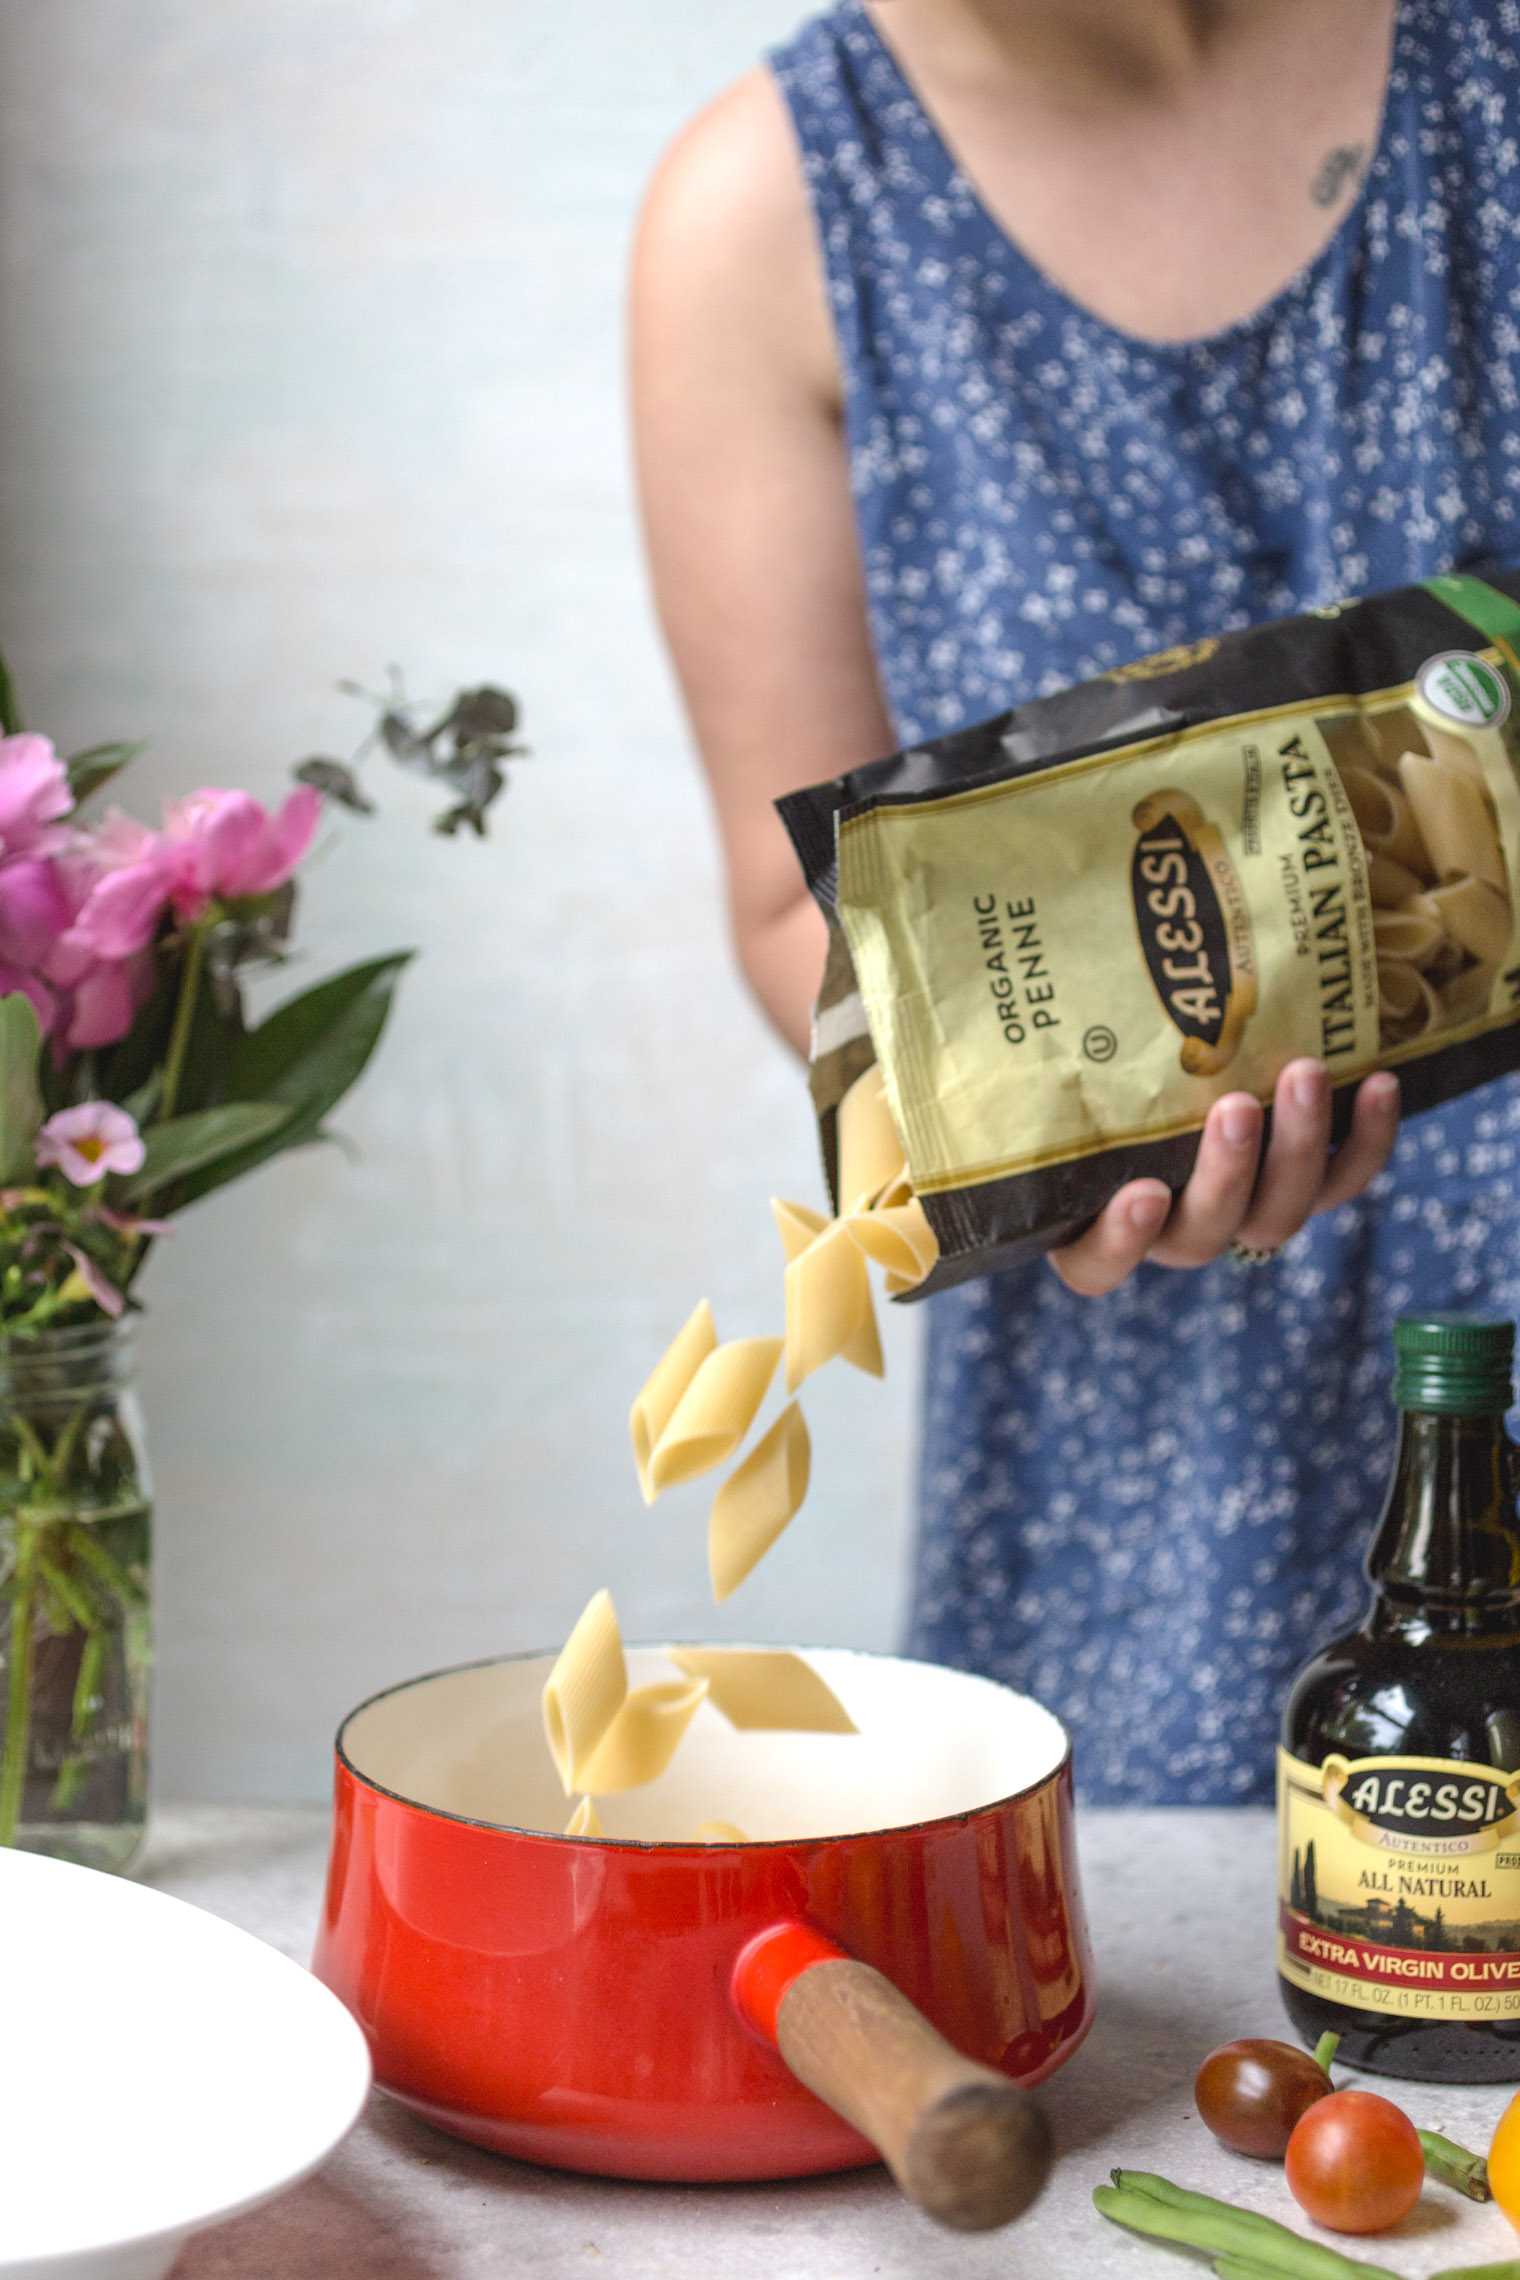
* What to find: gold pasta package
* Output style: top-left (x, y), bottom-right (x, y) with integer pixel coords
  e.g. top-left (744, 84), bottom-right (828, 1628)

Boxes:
top-left (778, 570), bottom-right (1520, 1291)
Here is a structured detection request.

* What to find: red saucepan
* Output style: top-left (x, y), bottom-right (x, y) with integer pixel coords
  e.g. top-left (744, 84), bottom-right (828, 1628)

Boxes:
top-left (313, 1646), bottom-right (1093, 2231)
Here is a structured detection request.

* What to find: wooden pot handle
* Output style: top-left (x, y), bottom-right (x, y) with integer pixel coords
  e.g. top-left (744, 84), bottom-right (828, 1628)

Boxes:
top-left (775, 1956), bottom-right (1051, 2232)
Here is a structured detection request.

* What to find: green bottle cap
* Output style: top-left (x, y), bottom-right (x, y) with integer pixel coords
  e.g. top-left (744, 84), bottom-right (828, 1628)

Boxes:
top-left (1392, 1312), bottom-right (1515, 1414)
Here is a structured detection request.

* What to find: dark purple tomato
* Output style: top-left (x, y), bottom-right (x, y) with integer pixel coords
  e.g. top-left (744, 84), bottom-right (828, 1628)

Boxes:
top-left (1194, 2038), bottom-right (1333, 2159)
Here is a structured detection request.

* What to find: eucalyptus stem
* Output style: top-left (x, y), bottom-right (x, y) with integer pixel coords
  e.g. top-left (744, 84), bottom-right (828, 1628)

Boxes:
top-left (158, 920), bottom-right (209, 1124)
top-left (0, 1525), bottom-right (39, 1844)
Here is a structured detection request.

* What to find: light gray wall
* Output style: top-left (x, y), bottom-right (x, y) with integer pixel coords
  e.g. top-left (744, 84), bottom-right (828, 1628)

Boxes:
top-left (0, 0), bottom-right (920, 1799)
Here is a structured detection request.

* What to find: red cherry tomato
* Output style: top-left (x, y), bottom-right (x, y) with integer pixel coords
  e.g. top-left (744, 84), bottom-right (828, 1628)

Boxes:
top-left (1284, 2090), bottom-right (1424, 2234)
top-left (1194, 2039), bottom-right (1333, 2159)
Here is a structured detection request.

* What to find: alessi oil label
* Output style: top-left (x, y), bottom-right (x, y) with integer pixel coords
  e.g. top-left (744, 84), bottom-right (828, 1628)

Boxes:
top-left (1278, 1746), bottom-right (1520, 2020)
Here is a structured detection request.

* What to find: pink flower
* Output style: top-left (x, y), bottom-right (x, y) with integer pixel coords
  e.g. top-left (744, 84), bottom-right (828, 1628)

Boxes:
top-left (0, 858), bottom-right (70, 969)
top-left (48, 784), bottom-right (321, 974)
top-left (36, 1102), bottom-right (145, 1186)
top-left (0, 735), bottom-right (73, 860)
top-left (161, 784), bottom-right (321, 915)
top-left (63, 1245), bottom-right (125, 1318)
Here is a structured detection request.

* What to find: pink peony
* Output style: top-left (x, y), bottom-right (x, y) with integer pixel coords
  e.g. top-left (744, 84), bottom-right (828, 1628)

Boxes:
top-left (0, 735), bottom-right (73, 861)
top-left (36, 1101), bottom-right (146, 1186)
top-left (161, 785), bottom-right (321, 911)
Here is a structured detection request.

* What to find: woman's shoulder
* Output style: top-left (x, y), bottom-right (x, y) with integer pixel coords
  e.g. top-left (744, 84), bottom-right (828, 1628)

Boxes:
top-left (633, 71), bottom-right (836, 408)
top-left (639, 71), bottom-right (805, 271)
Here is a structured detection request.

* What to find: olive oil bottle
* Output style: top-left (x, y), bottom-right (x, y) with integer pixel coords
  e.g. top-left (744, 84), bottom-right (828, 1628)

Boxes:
top-left (1279, 1312), bottom-right (1520, 2082)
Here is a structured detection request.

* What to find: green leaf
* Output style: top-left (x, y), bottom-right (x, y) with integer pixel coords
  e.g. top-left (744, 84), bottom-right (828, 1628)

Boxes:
top-left (169, 951), bottom-right (412, 1207)
top-left (120, 1102), bottom-right (291, 1201)
top-left (0, 994), bottom-right (44, 1184)
top-left (65, 740), bottom-right (143, 806)
top-left (0, 650), bottom-right (21, 736)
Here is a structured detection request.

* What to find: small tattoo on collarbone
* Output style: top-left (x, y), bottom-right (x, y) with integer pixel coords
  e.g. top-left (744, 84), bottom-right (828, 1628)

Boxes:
top-left (1310, 144), bottom-right (1367, 208)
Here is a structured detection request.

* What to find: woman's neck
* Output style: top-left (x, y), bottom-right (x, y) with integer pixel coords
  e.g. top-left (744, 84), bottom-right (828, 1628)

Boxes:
top-left (873, 0), bottom-right (1308, 107)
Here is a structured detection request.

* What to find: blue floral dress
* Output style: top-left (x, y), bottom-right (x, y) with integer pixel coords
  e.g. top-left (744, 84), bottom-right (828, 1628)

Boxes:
top-left (768, 0), bottom-right (1520, 1802)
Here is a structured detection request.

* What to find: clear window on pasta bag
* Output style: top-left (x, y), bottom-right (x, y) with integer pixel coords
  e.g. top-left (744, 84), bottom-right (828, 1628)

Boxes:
top-left (778, 571), bottom-right (1520, 1296)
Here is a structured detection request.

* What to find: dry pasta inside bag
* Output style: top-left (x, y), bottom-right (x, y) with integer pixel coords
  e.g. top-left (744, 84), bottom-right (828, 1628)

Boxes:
top-left (778, 571), bottom-right (1520, 1291)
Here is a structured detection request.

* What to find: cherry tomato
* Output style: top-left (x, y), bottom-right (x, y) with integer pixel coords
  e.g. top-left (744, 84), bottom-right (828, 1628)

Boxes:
top-left (1194, 2039), bottom-right (1333, 2159)
top-left (1285, 2089), bottom-right (1424, 2234)
top-left (1489, 2088), bottom-right (1520, 2229)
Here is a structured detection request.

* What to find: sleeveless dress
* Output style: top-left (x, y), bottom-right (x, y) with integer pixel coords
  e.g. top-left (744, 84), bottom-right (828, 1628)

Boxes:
top-left (768, 0), bottom-right (1520, 1803)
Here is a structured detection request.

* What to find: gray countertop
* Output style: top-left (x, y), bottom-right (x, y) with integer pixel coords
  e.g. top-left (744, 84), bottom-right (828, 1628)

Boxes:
top-left (139, 1806), bottom-right (1520, 2278)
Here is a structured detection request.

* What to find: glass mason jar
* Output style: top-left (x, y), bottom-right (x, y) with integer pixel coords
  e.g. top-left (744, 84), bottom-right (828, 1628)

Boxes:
top-left (0, 1320), bottom-right (150, 1873)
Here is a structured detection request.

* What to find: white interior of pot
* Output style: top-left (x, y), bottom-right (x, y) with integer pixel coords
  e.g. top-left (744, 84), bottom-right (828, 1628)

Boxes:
top-left (339, 1648), bottom-right (1068, 1842)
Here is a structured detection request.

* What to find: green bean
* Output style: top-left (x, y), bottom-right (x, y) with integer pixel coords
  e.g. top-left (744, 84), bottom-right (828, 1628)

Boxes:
top-left (1419, 2129), bottom-right (1491, 2201)
top-left (1312, 2032), bottom-right (1340, 2073)
top-left (1096, 2174), bottom-right (1404, 2280)
top-left (1429, 2264), bottom-right (1520, 2280)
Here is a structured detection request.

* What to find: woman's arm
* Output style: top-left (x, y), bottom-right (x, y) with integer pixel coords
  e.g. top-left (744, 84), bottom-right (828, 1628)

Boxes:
top-left (630, 73), bottom-right (1400, 1281)
top-left (631, 70), bottom-right (892, 1057)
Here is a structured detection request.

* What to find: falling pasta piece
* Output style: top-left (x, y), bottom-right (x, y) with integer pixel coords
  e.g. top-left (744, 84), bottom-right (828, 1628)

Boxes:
top-left (1399, 752), bottom-right (1507, 891)
top-left (647, 1336), bottom-right (784, 1493)
top-left (693, 1821), bottom-right (749, 1844)
top-left (785, 1218), bottom-right (872, 1391)
top-left (709, 1403), bottom-right (811, 1602)
top-left (836, 1062), bottom-right (908, 1213)
top-left (543, 1588), bottom-right (627, 1794)
top-left (630, 1300), bottom-right (717, 1504)
top-left (667, 1646), bottom-right (858, 1733)
top-left (771, 1195), bottom-right (829, 1266)
top-left (565, 1796), bottom-right (603, 1838)
top-left (845, 1198), bottom-right (940, 1288)
top-left (875, 1171), bottom-right (915, 1211)
top-left (576, 1678), bottom-right (709, 1793)
top-left (840, 1281), bottom-right (884, 1378)
top-left (1413, 876), bottom-right (1513, 965)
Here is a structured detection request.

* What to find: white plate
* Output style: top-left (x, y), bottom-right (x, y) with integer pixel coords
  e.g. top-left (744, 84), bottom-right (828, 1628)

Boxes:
top-left (0, 1847), bottom-right (371, 2278)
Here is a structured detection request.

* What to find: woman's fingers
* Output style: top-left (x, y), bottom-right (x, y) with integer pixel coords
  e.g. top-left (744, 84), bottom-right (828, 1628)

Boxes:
top-left (1224, 1058), bottom-right (1333, 1255)
top-left (1048, 1180), bottom-right (1171, 1296)
top-left (1314, 1068), bottom-right (1400, 1209)
top-left (1143, 1090), bottom-right (1265, 1267)
top-left (1048, 1062), bottom-right (1403, 1297)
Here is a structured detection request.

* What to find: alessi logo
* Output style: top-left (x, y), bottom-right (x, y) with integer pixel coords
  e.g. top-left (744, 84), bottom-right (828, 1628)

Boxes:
top-left (1321, 1753), bottom-right (1520, 1851)
top-left (1130, 789), bottom-right (1257, 1075)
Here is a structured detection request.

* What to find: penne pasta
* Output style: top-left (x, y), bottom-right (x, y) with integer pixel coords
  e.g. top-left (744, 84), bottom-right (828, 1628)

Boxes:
top-left (1413, 715), bottom-right (1491, 788)
top-left (647, 1336), bottom-right (783, 1494)
top-left (1412, 876), bottom-right (1513, 966)
top-left (845, 1197), bottom-right (940, 1287)
top-left (543, 1588), bottom-right (628, 1794)
top-left (709, 1402), bottom-right (811, 1602)
top-left (1367, 851), bottom-right (1426, 908)
top-left (1372, 908), bottom-right (1446, 969)
top-left (771, 1196), bottom-right (830, 1265)
top-left (666, 1646), bottom-right (858, 1733)
top-left (784, 1216), bottom-right (874, 1391)
top-left (1440, 959), bottom-right (1499, 1023)
top-left (836, 1062), bottom-right (909, 1214)
top-left (576, 1678), bottom-right (710, 1795)
top-left (1378, 957), bottom-right (1441, 1046)
top-left (1341, 765), bottom-right (1398, 846)
top-left (630, 1301), bottom-right (717, 1505)
top-left (1399, 752), bottom-right (1508, 892)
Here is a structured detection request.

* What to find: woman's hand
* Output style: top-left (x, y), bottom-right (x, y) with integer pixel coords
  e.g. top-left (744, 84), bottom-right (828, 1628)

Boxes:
top-left (1047, 1061), bottom-right (1401, 1297)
